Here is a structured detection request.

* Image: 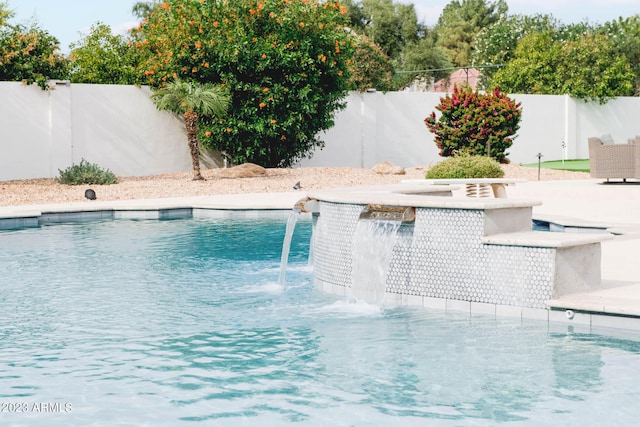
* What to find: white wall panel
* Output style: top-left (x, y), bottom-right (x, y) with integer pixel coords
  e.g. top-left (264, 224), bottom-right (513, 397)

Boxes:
top-left (0, 82), bottom-right (191, 180)
top-left (303, 92), bottom-right (640, 168)
top-left (0, 83), bottom-right (50, 180)
top-left (2, 82), bottom-right (640, 180)
top-left (69, 84), bottom-right (191, 177)
top-left (307, 92), bottom-right (365, 167)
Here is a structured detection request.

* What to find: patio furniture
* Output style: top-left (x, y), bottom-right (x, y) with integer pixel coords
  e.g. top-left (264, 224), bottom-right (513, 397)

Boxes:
top-left (588, 135), bottom-right (640, 182)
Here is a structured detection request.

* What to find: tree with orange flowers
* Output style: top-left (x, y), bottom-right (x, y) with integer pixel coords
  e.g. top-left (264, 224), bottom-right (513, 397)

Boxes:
top-left (134, 0), bottom-right (355, 167)
top-left (0, 5), bottom-right (68, 90)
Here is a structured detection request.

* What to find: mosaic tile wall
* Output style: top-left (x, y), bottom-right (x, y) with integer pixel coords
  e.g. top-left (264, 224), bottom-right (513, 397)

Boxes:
top-left (311, 202), bottom-right (362, 290)
top-left (312, 201), bottom-right (556, 309)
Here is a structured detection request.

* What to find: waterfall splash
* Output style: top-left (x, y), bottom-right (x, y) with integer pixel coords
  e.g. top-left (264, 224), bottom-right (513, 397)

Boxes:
top-left (278, 208), bottom-right (301, 286)
top-left (350, 218), bottom-right (401, 305)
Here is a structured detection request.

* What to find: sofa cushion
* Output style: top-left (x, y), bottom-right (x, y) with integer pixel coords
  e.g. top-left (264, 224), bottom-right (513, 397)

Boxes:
top-left (600, 134), bottom-right (615, 145)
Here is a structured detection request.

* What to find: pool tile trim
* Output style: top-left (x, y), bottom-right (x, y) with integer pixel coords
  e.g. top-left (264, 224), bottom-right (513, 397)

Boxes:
top-left (380, 289), bottom-right (640, 332)
top-left (0, 206), bottom-right (301, 229)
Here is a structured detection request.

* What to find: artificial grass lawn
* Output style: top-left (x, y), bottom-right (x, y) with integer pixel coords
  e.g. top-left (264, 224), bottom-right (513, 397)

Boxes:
top-left (521, 159), bottom-right (590, 172)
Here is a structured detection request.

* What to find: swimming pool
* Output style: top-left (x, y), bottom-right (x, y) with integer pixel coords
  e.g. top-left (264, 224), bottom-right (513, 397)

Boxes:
top-left (1, 213), bottom-right (640, 426)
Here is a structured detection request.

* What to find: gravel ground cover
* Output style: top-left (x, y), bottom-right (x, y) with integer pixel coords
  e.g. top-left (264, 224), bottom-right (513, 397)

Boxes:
top-left (0, 164), bottom-right (590, 207)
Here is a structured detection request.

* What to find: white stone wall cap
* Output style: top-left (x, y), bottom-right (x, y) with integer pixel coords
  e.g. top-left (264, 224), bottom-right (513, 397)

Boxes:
top-left (402, 178), bottom-right (526, 185)
top-left (306, 186), bottom-right (541, 210)
top-left (483, 231), bottom-right (614, 248)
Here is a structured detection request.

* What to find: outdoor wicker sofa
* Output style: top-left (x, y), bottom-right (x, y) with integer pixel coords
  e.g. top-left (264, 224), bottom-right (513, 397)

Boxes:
top-left (588, 135), bottom-right (640, 182)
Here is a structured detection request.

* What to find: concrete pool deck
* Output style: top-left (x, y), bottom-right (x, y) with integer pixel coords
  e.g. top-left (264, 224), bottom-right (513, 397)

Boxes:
top-left (506, 179), bottom-right (640, 326)
top-left (2, 178), bottom-right (640, 329)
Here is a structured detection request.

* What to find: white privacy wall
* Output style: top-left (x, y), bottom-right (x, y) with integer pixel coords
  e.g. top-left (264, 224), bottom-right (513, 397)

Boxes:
top-left (0, 82), bottom-right (191, 181)
top-left (301, 92), bottom-right (640, 168)
top-left (1, 83), bottom-right (53, 179)
top-left (1, 81), bottom-right (640, 180)
top-left (70, 84), bottom-right (191, 177)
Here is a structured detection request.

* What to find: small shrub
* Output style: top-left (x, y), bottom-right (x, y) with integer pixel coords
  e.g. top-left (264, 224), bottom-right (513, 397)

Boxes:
top-left (424, 85), bottom-right (522, 162)
top-left (425, 155), bottom-right (505, 179)
top-left (57, 159), bottom-right (118, 185)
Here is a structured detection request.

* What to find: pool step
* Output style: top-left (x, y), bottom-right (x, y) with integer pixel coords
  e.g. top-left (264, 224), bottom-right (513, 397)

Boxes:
top-left (483, 231), bottom-right (614, 299)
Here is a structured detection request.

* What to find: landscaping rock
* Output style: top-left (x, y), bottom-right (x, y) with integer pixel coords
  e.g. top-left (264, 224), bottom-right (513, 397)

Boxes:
top-left (372, 161), bottom-right (405, 175)
top-left (220, 163), bottom-right (267, 178)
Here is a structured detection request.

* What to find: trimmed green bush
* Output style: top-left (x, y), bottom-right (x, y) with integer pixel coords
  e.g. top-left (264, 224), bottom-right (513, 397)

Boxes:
top-left (57, 159), bottom-right (118, 185)
top-left (425, 155), bottom-right (505, 179)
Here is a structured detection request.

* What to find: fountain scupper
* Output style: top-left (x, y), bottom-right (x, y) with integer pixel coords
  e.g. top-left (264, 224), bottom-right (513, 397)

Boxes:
top-left (299, 184), bottom-right (612, 312)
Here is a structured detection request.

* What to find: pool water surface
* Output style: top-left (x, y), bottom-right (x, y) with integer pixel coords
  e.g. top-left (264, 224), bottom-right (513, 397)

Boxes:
top-left (1, 214), bottom-right (640, 426)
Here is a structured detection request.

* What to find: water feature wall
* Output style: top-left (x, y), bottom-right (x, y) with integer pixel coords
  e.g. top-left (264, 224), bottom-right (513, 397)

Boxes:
top-left (307, 186), bottom-right (611, 311)
top-left (351, 218), bottom-right (402, 305)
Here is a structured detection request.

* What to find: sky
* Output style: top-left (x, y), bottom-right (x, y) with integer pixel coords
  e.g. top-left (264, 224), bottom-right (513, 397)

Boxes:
top-left (6, 0), bottom-right (640, 53)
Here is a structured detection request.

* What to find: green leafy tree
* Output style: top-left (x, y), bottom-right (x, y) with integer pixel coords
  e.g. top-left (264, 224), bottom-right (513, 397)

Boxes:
top-left (0, 1), bottom-right (11, 27)
top-left (559, 34), bottom-right (635, 102)
top-left (348, 33), bottom-right (393, 91)
top-left (69, 23), bottom-right (141, 84)
top-left (132, 1), bottom-right (160, 19)
top-left (493, 31), bottom-right (635, 103)
top-left (598, 16), bottom-right (640, 95)
top-left (424, 85), bottom-right (522, 162)
top-left (472, 16), bottom-right (600, 89)
top-left (360, 0), bottom-right (419, 61)
top-left (0, 19), bottom-right (69, 89)
top-left (395, 36), bottom-right (452, 89)
top-left (342, 0), bottom-right (368, 33)
top-left (135, 0), bottom-right (355, 168)
top-left (491, 31), bottom-right (558, 95)
top-left (554, 21), bottom-right (596, 41)
top-left (472, 14), bottom-right (559, 85)
top-left (434, 0), bottom-right (507, 66)
top-left (151, 79), bottom-right (230, 180)
top-left (344, 0), bottom-right (451, 89)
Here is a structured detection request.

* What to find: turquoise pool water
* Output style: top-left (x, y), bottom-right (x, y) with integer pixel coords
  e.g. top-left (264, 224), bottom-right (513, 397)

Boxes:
top-left (1, 214), bottom-right (640, 426)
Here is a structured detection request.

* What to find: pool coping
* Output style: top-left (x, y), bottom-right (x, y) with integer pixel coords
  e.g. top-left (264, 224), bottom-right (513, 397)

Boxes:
top-left (306, 184), bottom-right (543, 209)
top-left (0, 191), bottom-right (304, 217)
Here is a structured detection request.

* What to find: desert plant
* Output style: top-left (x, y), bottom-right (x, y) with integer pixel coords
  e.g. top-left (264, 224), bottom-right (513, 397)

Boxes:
top-left (57, 159), bottom-right (118, 185)
top-left (425, 155), bottom-right (504, 179)
top-left (424, 85), bottom-right (522, 162)
top-left (151, 79), bottom-right (229, 180)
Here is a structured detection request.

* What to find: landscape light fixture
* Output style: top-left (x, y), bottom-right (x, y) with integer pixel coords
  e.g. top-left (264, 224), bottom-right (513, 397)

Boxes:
top-left (536, 153), bottom-right (543, 181)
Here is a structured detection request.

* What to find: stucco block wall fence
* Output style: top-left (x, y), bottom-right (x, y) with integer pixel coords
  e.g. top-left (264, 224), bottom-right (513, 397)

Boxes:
top-left (0, 81), bottom-right (192, 181)
top-left (1, 80), bottom-right (640, 180)
top-left (302, 91), bottom-right (640, 169)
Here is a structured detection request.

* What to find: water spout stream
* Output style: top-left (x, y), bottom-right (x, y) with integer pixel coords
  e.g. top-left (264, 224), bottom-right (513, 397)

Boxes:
top-left (351, 218), bottom-right (401, 305)
top-left (278, 208), bottom-right (301, 286)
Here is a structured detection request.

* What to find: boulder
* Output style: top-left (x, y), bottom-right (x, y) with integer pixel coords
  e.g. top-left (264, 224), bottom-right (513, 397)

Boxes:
top-left (372, 161), bottom-right (405, 175)
top-left (220, 163), bottom-right (267, 178)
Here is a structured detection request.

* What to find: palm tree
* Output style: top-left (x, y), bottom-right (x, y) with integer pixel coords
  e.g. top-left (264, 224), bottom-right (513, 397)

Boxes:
top-left (151, 79), bottom-right (229, 180)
